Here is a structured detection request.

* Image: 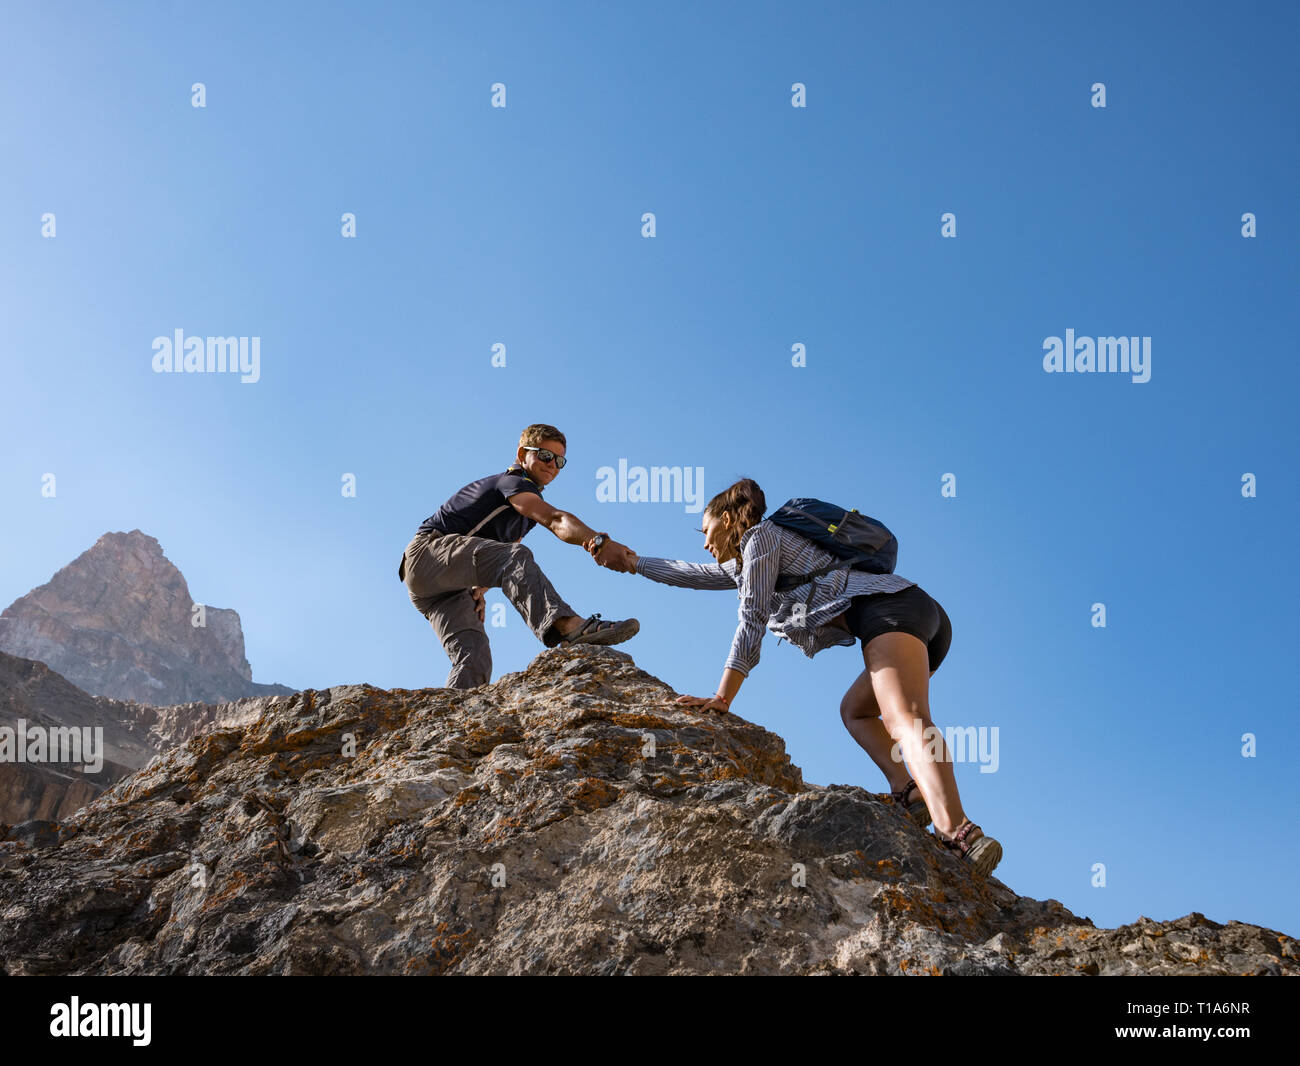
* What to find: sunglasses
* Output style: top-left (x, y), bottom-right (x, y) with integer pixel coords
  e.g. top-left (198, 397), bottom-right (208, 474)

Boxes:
top-left (523, 446), bottom-right (567, 470)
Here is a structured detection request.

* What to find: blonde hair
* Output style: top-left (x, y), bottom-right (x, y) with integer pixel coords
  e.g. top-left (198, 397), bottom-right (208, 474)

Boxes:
top-left (704, 478), bottom-right (766, 566)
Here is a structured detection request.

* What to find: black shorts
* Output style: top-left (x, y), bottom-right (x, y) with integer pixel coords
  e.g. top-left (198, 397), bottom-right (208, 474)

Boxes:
top-left (842, 584), bottom-right (952, 672)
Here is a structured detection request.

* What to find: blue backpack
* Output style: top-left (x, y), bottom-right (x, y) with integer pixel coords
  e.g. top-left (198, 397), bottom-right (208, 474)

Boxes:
top-left (767, 498), bottom-right (898, 592)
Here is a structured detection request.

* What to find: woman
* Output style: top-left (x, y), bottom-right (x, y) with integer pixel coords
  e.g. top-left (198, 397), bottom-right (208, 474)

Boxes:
top-left (587, 478), bottom-right (1002, 877)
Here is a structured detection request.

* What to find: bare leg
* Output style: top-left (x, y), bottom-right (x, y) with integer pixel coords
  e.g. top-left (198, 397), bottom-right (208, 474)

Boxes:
top-left (865, 631), bottom-right (968, 837)
top-left (839, 668), bottom-right (912, 793)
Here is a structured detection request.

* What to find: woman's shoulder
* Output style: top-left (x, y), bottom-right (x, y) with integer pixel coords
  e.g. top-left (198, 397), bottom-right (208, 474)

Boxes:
top-left (741, 519), bottom-right (782, 550)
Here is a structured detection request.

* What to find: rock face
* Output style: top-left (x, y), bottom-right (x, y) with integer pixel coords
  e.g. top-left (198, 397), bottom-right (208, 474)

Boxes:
top-left (0, 646), bottom-right (1294, 976)
top-left (0, 529), bottom-right (291, 706)
top-left (0, 651), bottom-right (266, 825)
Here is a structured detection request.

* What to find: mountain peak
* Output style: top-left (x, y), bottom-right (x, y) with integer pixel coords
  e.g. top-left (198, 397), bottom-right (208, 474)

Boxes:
top-left (0, 531), bottom-right (290, 706)
top-left (91, 528), bottom-right (163, 556)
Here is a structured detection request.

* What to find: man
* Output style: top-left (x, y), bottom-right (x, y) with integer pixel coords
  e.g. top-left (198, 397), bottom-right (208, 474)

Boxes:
top-left (399, 424), bottom-right (639, 688)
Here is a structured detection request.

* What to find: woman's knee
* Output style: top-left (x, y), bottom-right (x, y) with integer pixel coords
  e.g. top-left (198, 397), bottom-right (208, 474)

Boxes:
top-left (840, 690), bottom-right (876, 725)
top-left (840, 673), bottom-right (880, 724)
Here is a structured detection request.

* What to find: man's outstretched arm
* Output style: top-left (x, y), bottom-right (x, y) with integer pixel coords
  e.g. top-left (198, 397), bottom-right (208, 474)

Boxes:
top-left (508, 491), bottom-right (602, 548)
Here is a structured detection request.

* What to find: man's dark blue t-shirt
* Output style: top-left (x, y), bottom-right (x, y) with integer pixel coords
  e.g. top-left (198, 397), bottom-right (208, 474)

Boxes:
top-left (417, 464), bottom-right (544, 543)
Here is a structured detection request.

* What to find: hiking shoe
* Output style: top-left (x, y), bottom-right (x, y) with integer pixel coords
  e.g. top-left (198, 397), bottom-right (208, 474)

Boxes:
top-left (890, 778), bottom-right (932, 828)
top-left (936, 819), bottom-right (1002, 878)
top-left (558, 613), bottom-right (639, 647)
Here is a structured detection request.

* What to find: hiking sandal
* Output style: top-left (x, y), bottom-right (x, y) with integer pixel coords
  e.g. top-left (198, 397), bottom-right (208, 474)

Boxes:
top-left (558, 612), bottom-right (640, 647)
top-left (936, 818), bottom-right (1002, 878)
top-left (890, 778), bottom-right (933, 828)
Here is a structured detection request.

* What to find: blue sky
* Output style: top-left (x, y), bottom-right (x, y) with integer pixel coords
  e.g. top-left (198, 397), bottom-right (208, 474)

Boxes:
top-left (2, 1), bottom-right (1297, 938)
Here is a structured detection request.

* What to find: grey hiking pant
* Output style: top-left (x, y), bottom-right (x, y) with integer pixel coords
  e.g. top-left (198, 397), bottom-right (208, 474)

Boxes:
top-left (401, 530), bottom-right (579, 689)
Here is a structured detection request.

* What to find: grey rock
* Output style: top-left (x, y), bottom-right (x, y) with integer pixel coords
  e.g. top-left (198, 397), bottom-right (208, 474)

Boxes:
top-left (0, 645), bottom-right (1293, 976)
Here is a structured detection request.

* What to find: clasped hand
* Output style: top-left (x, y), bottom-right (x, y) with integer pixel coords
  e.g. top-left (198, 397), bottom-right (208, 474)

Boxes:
top-left (583, 533), bottom-right (637, 574)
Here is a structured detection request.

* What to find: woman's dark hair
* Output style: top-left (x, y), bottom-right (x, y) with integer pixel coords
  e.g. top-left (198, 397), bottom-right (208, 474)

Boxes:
top-left (703, 478), bottom-right (766, 566)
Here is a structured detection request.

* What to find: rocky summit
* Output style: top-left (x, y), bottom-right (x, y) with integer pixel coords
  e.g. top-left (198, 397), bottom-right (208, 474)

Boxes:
top-left (0, 646), bottom-right (1294, 976)
top-left (0, 529), bottom-right (291, 707)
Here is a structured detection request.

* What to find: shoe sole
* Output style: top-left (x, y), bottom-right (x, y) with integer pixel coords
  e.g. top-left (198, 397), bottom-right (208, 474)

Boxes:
top-left (563, 619), bottom-right (640, 647)
top-left (908, 804), bottom-right (933, 829)
top-left (965, 836), bottom-right (1002, 878)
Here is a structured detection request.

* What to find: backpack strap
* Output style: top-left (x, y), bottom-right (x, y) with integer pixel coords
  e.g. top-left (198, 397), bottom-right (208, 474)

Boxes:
top-left (466, 504), bottom-right (510, 537)
top-left (402, 474), bottom-right (523, 582)
top-left (774, 550), bottom-right (874, 593)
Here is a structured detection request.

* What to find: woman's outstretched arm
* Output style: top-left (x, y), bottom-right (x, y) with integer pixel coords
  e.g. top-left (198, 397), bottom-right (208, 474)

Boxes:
top-left (632, 554), bottom-right (736, 590)
top-left (581, 537), bottom-right (734, 588)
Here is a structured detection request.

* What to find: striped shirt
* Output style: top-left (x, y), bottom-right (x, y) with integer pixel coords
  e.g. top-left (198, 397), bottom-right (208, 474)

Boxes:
top-left (634, 519), bottom-right (915, 677)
